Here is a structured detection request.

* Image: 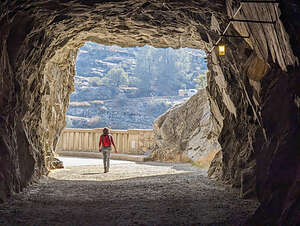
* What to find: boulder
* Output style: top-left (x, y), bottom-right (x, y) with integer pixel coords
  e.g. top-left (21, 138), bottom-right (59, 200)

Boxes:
top-left (49, 158), bottom-right (64, 170)
top-left (152, 89), bottom-right (220, 164)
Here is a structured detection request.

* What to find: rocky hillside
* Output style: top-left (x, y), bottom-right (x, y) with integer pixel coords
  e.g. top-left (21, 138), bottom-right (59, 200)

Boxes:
top-left (67, 96), bottom-right (188, 129)
top-left (67, 42), bottom-right (207, 129)
top-left (72, 42), bottom-right (207, 100)
top-left (76, 43), bottom-right (137, 78)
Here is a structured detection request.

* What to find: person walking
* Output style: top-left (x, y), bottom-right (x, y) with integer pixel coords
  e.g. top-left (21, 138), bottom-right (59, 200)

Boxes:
top-left (99, 127), bottom-right (117, 173)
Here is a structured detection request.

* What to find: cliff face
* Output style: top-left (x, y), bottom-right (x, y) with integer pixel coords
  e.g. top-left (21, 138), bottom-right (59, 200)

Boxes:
top-left (152, 89), bottom-right (220, 164)
top-left (0, 0), bottom-right (299, 224)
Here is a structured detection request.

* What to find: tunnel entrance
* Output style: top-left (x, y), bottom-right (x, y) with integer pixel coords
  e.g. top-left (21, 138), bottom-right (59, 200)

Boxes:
top-left (1, 1), bottom-right (299, 225)
top-left (57, 41), bottom-right (218, 165)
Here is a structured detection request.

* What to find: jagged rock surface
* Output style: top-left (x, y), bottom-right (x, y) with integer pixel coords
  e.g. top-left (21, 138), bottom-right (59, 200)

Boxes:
top-left (0, 1), bottom-right (299, 225)
top-left (152, 89), bottom-right (220, 164)
top-left (207, 1), bottom-right (300, 224)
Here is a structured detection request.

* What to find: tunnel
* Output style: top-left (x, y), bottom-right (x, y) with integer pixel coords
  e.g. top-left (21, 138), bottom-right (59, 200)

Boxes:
top-left (0, 0), bottom-right (299, 225)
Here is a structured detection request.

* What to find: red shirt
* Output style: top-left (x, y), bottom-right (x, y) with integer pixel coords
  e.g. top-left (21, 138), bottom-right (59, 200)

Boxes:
top-left (99, 134), bottom-right (115, 148)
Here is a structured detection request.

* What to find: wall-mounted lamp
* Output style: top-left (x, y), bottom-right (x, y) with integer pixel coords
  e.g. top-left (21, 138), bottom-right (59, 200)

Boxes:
top-left (218, 44), bottom-right (226, 56)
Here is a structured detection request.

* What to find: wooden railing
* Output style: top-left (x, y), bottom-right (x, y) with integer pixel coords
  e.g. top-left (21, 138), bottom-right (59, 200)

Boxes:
top-left (56, 128), bottom-right (154, 154)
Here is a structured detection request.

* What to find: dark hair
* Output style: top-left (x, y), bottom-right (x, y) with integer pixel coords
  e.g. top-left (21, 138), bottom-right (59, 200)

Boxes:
top-left (103, 127), bottom-right (109, 135)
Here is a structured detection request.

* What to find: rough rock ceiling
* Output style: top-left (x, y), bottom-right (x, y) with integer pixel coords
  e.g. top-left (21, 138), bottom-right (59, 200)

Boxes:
top-left (1, 0), bottom-right (226, 53)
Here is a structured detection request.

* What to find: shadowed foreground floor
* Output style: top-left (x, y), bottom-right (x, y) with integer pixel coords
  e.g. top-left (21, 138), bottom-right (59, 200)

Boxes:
top-left (0, 158), bottom-right (259, 226)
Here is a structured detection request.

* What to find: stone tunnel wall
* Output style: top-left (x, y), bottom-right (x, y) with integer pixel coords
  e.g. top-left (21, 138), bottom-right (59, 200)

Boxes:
top-left (207, 1), bottom-right (300, 224)
top-left (0, 1), bottom-right (299, 225)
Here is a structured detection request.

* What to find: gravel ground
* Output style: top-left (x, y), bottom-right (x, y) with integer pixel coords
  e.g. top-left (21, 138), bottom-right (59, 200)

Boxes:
top-left (0, 158), bottom-right (259, 226)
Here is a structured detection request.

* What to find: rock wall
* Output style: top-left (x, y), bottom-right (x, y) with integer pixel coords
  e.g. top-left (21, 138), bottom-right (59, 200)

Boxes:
top-left (0, 23), bottom-right (76, 202)
top-left (207, 1), bottom-right (300, 224)
top-left (0, 0), bottom-right (299, 224)
top-left (152, 89), bottom-right (220, 165)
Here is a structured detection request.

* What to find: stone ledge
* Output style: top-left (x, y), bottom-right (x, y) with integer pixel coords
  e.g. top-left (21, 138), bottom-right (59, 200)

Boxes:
top-left (57, 151), bottom-right (151, 162)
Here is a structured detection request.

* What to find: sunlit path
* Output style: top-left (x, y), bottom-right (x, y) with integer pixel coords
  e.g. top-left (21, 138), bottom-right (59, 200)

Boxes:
top-left (58, 156), bottom-right (136, 167)
top-left (0, 157), bottom-right (258, 226)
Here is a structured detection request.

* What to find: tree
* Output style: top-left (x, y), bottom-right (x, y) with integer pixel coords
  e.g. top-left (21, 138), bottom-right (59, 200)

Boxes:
top-left (134, 46), bottom-right (155, 96)
top-left (102, 67), bottom-right (129, 88)
top-left (194, 71), bottom-right (207, 89)
top-left (66, 116), bottom-right (73, 128)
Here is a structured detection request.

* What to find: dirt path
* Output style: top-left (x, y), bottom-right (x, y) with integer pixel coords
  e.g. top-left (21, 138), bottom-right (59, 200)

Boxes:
top-left (0, 158), bottom-right (259, 226)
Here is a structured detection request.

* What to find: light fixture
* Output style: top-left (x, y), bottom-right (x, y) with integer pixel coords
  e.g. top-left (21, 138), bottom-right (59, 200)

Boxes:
top-left (218, 44), bottom-right (225, 56)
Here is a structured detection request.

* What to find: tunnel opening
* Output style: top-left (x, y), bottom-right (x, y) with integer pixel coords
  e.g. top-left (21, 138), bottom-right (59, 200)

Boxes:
top-left (57, 41), bottom-right (218, 174)
top-left (0, 1), bottom-right (299, 225)
top-left (56, 41), bottom-right (220, 168)
top-left (67, 41), bottom-right (208, 130)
